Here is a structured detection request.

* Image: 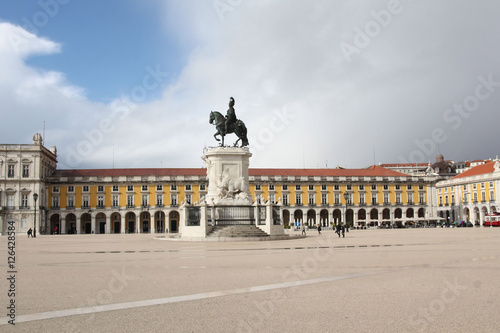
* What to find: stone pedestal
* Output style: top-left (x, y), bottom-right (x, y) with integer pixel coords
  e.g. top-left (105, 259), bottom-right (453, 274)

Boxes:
top-left (202, 147), bottom-right (253, 205)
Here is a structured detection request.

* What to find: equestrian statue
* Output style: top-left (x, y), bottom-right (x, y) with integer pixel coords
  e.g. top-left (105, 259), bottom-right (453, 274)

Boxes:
top-left (209, 97), bottom-right (249, 147)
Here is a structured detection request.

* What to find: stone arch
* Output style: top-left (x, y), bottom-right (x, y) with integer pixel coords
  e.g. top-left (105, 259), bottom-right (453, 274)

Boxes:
top-left (293, 209), bottom-right (304, 227)
top-left (306, 209), bottom-right (316, 226)
top-left (140, 211), bottom-right (151, 233)
top-left (169, 210), bottom-right (180, 233)
top-left (154, 211), bottom-right (166, 233)
top-left (66, 213), bottom-right (77, 234)
top-left (320, 209), bottom-right (329, 227)
top-left (95, 212), bottom-right (107, 234)
top-left (50, 214), bottom-right (60, 234)
top-left (81, 213), bottom-right (91, 234)
top-left (126, 212), bottom-right (136, 233)
top-left (332, 209), bottom-right (342, 225)
top-left (282, 209), bottom-right (291, 228)
top-left (111, 212), bottom-right (121, 234)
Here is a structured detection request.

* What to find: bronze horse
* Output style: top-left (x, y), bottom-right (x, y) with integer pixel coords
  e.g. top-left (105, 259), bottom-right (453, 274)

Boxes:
top-left (209, 111), bottom-right (249, 147)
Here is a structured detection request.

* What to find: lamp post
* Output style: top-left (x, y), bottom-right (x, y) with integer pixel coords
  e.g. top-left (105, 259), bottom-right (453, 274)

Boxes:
top-left (33, 193), bottom-right (38, 238)
top-left (343, 191), bottom-right (349, 230)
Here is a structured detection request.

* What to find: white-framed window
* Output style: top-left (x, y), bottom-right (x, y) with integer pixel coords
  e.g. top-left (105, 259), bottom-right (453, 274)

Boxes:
top-left (308, 185), bottom-right (314, 191)
top-left (83, 186), bottom-right (89, 192)
top-left (321, 184), bottom-right (327, 191)
top-left (112, 195), bottom-right (119, 207)
top-left (295, 185), bottom-right (301, 191)
top-left (383, 185), bottom-right (389, 190)
top-left (481, 192), bottom-right (486, 202)
top-left (419, 193), bottom-right (425, 204)
top-left (97, 195), bottom-right (104, 208)
top-left (171, 194), bottom-right (178, 206)
top-left (359, 185), bottom-right (364, 191)
top-left (156, 185), bottom-right (163, 191)
top-left (68, 196), bottom-right (74, 208)
top-left (171, 185), bottom-right (177, 191)
top-left (384, 193), bottom-right (389, 204)
top-left (255, 184), bottom-right (262, 191)
top-left (371, 193), bottom-right (377, 205)
top-left (185, 185), bottom-right (192, 191)
top-left (21, 194), bottom-right (28, 208)
top-left (269, 193), bottom-right (276, 204)
top-left (113, 185), bottom-right (119, 192)
top-left (156, 194), bottom-right (163, 206)
top-left (127, 185), bottom-right (134, 191)
top-left (282, 194), bottom-right (289, 205)
top-left (295, 193), bottom-right (302, 205)
top-left (142, 185), bottom-right (148, 191)
top-left (7, 165), bottom-right (15, 178)
top-left (22, 165), bottom-right (29, 178)
top-left (68, 186), bottom-right (74, 192)
top-left (395, 193), bottom-right (401, 204)
top-left (371, 185), bottom-right (377, 191)
top-left (269, 184), bottom-right (275, 191)
top-left (334, 193), bottom-right (340, 205)
top-left (127, 195), bottom-right (134, 207)
top-left (395, 185), bottom-right (401, 190)
top-left (359, 193), bottom-right (365, 205)
top-left (334, 185), bottom-right (340, 191)
top-left (142, 195), bottom-right (149, 207)
top-left (53, 186), bottom-right (59, 193)
top-left (346, 193), bottom-right (352, 205)
top-left (282, 185), bottom-right (288, 191)
top-left (308, 193), bottom-right (315, 205)
top-left (321, 193), bottom-right (328, 205)
top-left (52, 196), bottom-right (60, 208)
top-left (7, 194), bottom-right (14, 208)
top-left (407, 184), bottom-right (412, 190)
top-left (186, 194), bottom-right (192, 204)
top-left (346, 185), bottom-right (352, 190)
top-left (97, 186), bottom-right (104, 192)
top-left (83, 195), bottom-right (89, 208)
top-left (490, 190), bottom-right (495, 202)
top-left (407, 193), bottom-right (413, 204)
top-left (200, 184), bottom-right (206, 191)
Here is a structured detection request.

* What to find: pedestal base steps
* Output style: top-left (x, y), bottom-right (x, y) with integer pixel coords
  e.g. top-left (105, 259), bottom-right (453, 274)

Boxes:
top-left (207, 225), bottom-right (269, 238)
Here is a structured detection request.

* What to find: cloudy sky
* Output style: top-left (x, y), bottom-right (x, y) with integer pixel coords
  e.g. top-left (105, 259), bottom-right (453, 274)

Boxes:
top-left (1, 0), bottom-right (500, 170)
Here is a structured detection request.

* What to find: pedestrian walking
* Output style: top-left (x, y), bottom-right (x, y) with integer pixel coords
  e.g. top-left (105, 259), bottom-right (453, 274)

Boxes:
top-left (27, 228), bottom-right (32, 238)
top-left (301, 224), bottom-right (306, 236)
top-left (336, 223), bottom-right (341, 237)
top-left (317, 225), bottom-right (322, 235)
top-left (342, 224), bottom-right (345, 238)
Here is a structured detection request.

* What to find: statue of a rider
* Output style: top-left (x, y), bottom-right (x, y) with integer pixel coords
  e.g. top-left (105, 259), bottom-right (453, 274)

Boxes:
top-left (225, 97), bottom-right (237, 135)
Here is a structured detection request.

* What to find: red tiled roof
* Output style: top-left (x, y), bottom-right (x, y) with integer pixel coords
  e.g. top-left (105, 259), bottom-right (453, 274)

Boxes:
top-left (451, 161), bottom-right (495, 179)
top-left (379, 163), bottom-right (428, 167)
top-left (54, 168), bottom-right (207, 177)
top-left (54, 165), bottom-right (407, 178)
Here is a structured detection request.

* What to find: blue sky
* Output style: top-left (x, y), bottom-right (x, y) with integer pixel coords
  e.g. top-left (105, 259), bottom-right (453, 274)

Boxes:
top-left (1, 1), bottom-right (183, 102)
top-left (1, 1), bottom-right (500, 170)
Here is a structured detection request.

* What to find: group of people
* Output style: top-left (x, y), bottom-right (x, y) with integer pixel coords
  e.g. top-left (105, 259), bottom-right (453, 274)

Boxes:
top-left (300, 224), bottom-right (347, 238)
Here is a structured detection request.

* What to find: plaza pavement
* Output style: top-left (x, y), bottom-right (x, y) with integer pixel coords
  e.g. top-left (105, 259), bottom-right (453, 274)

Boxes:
top-left (1, 227), bottom-right (500, 333)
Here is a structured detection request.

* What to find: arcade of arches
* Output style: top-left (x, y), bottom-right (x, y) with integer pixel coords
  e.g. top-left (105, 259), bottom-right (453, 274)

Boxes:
top-left (282, 207), bottom-right (426, 228)
top-left (47, 210), bottom-right (180, 234)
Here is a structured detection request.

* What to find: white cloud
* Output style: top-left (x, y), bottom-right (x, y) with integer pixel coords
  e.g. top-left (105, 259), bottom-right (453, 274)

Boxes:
top-left (2, 1), bottom-right (500, 170)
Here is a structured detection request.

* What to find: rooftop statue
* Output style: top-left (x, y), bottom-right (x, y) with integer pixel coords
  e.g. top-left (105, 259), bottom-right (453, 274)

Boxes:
top-left (209, 97), bottom-right (249, 147)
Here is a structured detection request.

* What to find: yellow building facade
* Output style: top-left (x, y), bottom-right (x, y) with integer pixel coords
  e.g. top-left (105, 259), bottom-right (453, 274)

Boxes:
top-left (2, 135), bottom-right (442, 235)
